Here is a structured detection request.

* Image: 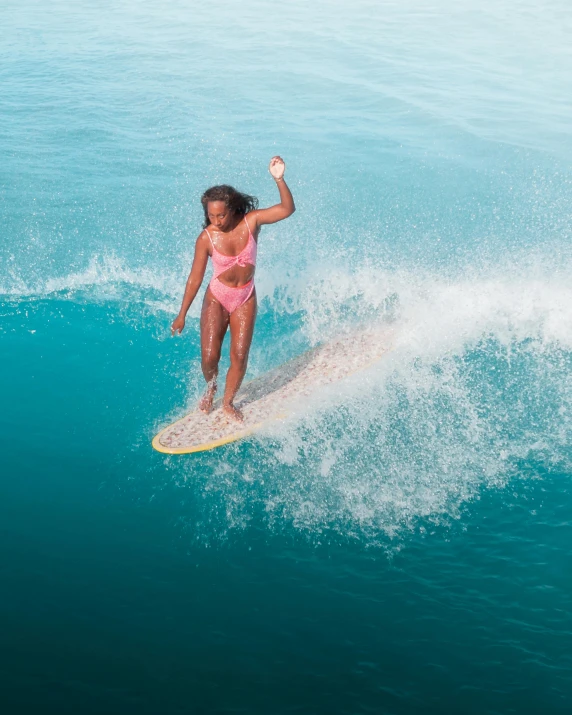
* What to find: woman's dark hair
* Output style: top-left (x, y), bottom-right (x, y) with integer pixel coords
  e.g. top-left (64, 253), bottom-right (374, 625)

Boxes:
top-left (201, 185), bottom-right (258, 228)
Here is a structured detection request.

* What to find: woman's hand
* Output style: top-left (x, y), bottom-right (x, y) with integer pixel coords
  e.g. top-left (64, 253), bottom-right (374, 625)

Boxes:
top-left (254, 156), bottom-right (295, 225)
top-left (171, 315), bottom-right (186, 335)
top-left (269, 156), bottom-right (285, 180)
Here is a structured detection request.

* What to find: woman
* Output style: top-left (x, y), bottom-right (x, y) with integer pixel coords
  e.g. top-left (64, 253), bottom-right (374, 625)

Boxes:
top-left (171, 156), bottom-right (295, 422)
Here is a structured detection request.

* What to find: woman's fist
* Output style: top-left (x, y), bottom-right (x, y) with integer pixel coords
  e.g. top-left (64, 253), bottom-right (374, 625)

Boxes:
top-left (269, 156), bottom-right (285, 180)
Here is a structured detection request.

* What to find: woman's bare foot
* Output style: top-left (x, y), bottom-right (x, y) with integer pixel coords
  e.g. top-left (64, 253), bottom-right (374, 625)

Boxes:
top-left (199, 381), bottom-right (217, 414)
top-left (222, 402), bottom-right (244, 422)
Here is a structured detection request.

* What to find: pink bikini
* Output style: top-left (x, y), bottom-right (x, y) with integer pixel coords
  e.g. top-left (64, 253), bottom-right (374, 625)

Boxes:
top-left (205, 216), bottom-right (257, 314)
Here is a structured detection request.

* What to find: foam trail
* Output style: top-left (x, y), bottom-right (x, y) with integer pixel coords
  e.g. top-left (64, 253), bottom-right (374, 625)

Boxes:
top-left (176, 251), bottom-right (572, 545)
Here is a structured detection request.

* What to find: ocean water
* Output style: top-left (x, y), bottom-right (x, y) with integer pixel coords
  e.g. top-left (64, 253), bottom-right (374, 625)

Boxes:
top-left (2, 0), bottom-right (572, 712)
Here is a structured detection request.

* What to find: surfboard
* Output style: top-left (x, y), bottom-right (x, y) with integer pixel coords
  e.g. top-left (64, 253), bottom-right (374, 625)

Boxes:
top-left (152, 327), bottom-right (392, 455)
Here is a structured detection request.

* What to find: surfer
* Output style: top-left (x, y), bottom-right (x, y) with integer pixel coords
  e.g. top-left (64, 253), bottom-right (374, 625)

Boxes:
top-left (171, 156), bottom-right (295, 422)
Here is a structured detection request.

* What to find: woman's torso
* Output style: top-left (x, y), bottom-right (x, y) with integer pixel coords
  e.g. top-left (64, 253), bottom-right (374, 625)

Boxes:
top-left (207, 216), bottom-right (257, 287)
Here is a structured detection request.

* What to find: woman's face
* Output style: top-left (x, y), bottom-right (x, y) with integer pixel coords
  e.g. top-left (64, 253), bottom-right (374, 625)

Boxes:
top-left (207, 201), bottom-right (232, 230)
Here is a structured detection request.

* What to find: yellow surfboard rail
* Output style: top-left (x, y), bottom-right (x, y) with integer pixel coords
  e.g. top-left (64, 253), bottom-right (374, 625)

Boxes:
top-left (152, 420), bottom-right (262, 455)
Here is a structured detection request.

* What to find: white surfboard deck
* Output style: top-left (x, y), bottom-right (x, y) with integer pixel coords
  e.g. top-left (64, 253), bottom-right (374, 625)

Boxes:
top-left (152, 327), bottom-right (392, 455)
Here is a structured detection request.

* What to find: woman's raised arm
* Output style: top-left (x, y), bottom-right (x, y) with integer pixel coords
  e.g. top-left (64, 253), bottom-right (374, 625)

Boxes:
top-left (250, 156), bottom-right (295, 228)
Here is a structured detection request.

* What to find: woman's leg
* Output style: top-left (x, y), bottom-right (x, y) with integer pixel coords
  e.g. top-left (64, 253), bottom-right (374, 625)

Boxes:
top-left (223, 289), bottom-right (257, 420)
top-left (199, 287), bottom-right (230, 413)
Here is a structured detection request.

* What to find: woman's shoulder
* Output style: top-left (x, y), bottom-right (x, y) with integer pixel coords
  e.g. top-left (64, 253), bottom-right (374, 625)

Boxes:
top-left (244, 211), bottom-right (260, 231)
top-left (196, 228), bottom-right (213, 249)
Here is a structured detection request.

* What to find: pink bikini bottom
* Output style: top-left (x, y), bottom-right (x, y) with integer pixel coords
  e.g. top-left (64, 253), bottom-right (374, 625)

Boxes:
top-left (209, 278), bottom-right (255, 314)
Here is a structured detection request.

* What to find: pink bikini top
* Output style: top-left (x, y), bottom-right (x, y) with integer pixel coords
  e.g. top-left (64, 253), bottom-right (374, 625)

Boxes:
top-left (205, 216), bottom-right (257, 281)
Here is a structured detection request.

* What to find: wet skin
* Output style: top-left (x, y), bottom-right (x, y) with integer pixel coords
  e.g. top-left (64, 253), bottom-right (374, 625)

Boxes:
top-left (171, 156), bottom-right (295, 422)
top-left (199, 203), bottom-right (258, 421)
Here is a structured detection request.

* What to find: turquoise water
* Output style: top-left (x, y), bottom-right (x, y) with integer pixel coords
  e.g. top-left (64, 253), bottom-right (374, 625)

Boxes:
top-left (2, 0), bottom-right (572, 712)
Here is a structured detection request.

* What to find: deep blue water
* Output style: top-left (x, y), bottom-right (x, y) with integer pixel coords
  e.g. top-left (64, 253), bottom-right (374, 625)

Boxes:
top-left (2, 1), bottom-right (572, 712)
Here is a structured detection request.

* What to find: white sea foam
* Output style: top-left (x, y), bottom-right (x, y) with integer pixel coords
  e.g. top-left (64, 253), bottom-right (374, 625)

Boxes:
top-left (174, 249), bottom-right (572, 544)
top-left (3, 246), bottom-right (570, 543)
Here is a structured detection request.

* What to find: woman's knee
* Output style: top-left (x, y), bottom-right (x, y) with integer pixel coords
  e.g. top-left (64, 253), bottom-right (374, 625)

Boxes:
top-left (230, 348), bottom-right (249, 372)
top-left (202, 349), bottom-right (220, 373)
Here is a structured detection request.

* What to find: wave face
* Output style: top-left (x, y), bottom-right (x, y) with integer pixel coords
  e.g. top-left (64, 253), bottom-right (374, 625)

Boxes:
top-left (8, 251), bottom-right (567, 545)
top-left (2, 2), bottom-right (572, 711)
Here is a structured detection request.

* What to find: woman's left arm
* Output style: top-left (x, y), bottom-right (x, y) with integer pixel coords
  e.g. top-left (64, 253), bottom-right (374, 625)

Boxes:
top-left (251, 156), bottom-right (295, 227)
